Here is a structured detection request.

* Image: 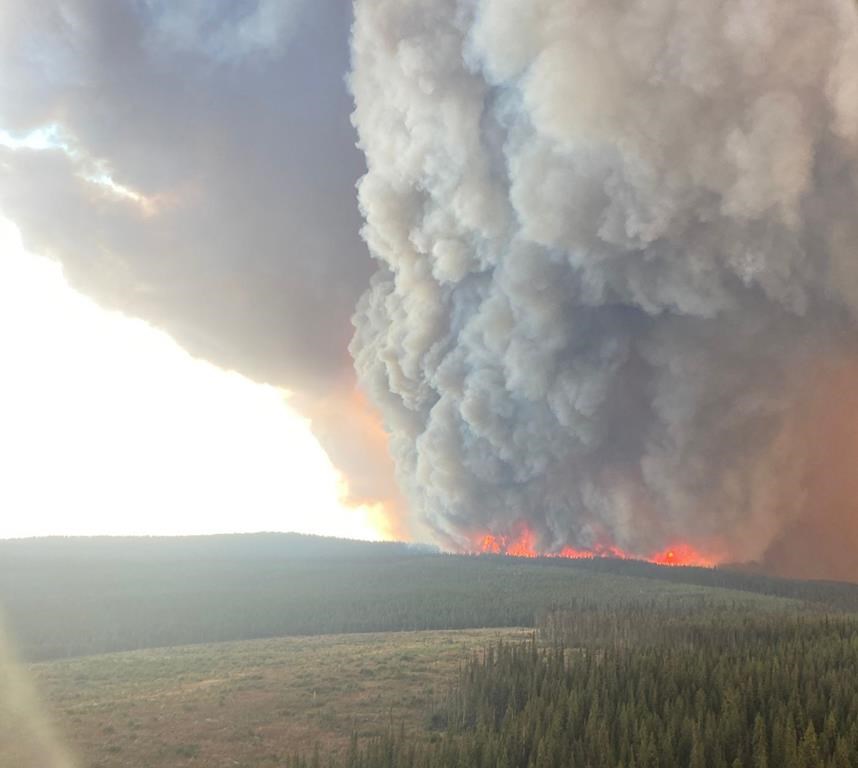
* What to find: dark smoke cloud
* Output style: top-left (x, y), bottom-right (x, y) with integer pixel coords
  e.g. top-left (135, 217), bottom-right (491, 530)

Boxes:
top-left (350, 0), bottom-right (858, 576)
top-left (0, 0), bottom-right (363, 389)
top-left (0, 0), bottom-right (401, 516)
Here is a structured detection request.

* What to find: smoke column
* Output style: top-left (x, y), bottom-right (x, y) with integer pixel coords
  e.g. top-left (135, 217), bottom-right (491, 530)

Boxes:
top-left (350, 0), bottom-right (858, 578)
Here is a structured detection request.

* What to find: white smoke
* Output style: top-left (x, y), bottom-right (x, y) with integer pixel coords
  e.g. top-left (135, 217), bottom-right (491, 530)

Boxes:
top-left (350, 0), bottom-right (858, 569)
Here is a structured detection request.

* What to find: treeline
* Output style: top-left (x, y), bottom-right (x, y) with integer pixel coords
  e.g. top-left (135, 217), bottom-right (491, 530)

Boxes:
top-left (305, 609), bottom-right (858, 768)
top-left (536, 600), bottom-right (826, 648)
top-left (2, 534), bottom-right (857, 660)
top-left (2, 551), bottom-right (768, 661)
top-left (570, 557), bottom-right (858, 614)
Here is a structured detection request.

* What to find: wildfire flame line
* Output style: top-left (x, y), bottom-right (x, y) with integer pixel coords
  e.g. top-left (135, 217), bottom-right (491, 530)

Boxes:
top-left (476, 530), bottom-right (716, 568)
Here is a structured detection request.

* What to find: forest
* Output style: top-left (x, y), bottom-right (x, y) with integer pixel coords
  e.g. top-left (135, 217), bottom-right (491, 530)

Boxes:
top-left (4, 534), bottom-right (858, 661)
top-left (295, 607), bottom-right (858, 768)
top-left (3, 534), bottom-right (858, 661)
top-left (7, 533), bottom-right (858, 768)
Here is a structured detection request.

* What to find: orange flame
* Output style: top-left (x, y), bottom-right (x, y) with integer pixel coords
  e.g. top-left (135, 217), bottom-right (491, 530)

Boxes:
top-left (474, 526), bottom-right (717, 567)
top-left (648, 543), bottom-right (717, 567)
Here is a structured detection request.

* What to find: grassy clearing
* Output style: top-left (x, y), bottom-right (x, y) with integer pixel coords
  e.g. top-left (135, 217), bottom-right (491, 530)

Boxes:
top-left (25, 628), bottom-right (530, 768)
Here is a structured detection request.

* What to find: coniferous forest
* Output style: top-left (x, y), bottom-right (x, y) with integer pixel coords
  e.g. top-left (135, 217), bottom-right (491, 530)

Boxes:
top-left (4, 534), bottom-right (858, 661)
top-left (6, 535), bottom-right (858, 768)
top-left (302, 608), bottom-right (858, 768)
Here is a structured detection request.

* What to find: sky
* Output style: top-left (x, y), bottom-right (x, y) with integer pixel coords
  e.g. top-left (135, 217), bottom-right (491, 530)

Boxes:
top-left (0, 0), bottom-right (401, 541)
top-left (0, 213), bottom-right (385, 540)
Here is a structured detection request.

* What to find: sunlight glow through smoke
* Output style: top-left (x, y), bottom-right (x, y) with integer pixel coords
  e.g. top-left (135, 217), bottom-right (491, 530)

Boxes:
top-left (0, 215), bottom-right (388, 541)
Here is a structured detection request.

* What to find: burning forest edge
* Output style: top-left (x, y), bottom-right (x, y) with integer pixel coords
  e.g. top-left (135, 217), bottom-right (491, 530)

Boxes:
top-left (474, 525), bottom-right (717, 567)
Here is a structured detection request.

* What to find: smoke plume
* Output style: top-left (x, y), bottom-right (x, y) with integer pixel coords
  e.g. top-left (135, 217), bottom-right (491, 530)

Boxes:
top-left (350, 0), bottom-right (858, 577)
top-left (0, 0), bottom-right (402, 523)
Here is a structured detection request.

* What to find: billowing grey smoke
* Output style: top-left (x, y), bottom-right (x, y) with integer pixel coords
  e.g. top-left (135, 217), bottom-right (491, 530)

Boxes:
top-left (350, 0), bottom-right (858, 574)
top-left (0, 0), bottom-right (402, 516)
top-left (0, 0), bottom-right (363, 391)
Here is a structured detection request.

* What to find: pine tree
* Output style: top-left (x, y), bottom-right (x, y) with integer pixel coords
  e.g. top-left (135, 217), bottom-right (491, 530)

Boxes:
top-left (798, 722), bottom-right (820, 768)
top-left (689, 724), bottom-right (705, 768)
top-left (752, 714), bottom-right (768, 768)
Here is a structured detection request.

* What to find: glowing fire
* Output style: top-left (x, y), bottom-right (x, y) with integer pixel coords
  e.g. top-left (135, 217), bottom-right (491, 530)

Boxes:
top-left (648, 543), bottom-right (716, 567)
top-left (476, 527), bottom-right (717, 567)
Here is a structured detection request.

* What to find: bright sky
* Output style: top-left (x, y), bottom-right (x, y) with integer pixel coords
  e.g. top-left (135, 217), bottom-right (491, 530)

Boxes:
top-left (0, 214), bottom-right (386, 541)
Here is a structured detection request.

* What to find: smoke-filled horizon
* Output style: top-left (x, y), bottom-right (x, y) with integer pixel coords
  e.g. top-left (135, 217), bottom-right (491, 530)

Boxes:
top-left (350, 0), bottom-right (858, 580)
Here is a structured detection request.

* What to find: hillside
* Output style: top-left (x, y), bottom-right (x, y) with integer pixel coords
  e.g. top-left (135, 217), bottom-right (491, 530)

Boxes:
top-left (2, 533), bottom-right (854, 661)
